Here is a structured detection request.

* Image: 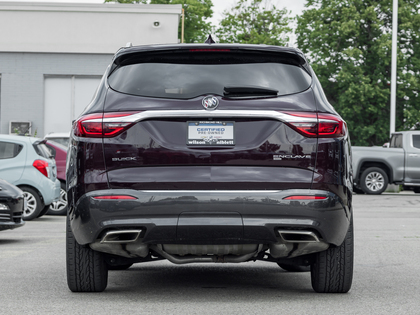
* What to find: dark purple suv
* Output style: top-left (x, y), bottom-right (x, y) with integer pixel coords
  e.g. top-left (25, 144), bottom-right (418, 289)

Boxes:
top-left (66, 41), bottom-right (354, 293)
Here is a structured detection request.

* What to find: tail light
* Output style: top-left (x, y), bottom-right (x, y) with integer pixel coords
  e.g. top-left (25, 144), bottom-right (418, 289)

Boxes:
top-left (283, 112), bottom-right (346, 138)
top-left (33, 160), bottom-right (50, 178)
top-left (317, 113), bottom-right (347, 137)
top-left (74, 112), bottom-right (139, 138)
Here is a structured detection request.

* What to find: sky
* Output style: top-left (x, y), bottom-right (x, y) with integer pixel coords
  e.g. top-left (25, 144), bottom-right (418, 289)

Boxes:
top-left (211, 0), bottom-right (306, 23)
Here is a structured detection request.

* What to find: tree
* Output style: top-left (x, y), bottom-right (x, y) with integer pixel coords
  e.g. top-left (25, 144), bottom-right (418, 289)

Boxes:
top-left (105, 0), bottom-right (142, 2)
top-left (296, 0), bottom-right (420, 146)
top-left (105, 0), bottom-right (213, 43)
top-left (215, 0), bottom-right (292, 46)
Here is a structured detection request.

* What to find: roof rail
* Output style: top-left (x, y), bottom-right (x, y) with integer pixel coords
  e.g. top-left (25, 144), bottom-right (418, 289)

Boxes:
top-left (125, 42), bottom-right (133, 48)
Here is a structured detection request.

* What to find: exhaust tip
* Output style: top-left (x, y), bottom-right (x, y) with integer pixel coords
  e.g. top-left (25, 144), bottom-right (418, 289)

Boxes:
top-left (100, 230), bottom-right (142, 244)
top-left (277, 230), bottom-right (320, 243)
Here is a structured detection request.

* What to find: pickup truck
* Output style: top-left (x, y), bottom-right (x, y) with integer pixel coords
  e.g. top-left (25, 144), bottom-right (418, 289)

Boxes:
top-left (352, 131), bottom-right (420, 194)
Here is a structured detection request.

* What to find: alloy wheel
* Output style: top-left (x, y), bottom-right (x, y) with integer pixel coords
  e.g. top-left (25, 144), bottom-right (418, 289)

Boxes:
top-left (50, 188), bottom-right (67, 212)
top-left (365, 172), bottom-right (385, 192)
top-left (23, 191), bottom-right (37, 217)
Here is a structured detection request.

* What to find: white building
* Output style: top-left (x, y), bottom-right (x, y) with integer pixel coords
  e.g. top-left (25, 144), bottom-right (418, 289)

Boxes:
top-left (0, 1), bottom-right (181, 136)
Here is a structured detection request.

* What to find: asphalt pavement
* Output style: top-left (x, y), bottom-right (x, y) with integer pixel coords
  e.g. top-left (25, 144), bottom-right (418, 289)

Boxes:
top-left (0, 193), bottom-right (419, 314)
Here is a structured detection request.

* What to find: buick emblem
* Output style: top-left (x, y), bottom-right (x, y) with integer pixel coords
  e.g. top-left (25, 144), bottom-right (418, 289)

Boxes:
top-left (202, 96), bottom-right (219, 111)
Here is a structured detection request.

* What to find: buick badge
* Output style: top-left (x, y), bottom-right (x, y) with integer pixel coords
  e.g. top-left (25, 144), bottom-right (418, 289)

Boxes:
top-left (202, 96), bottom-right (219, 111)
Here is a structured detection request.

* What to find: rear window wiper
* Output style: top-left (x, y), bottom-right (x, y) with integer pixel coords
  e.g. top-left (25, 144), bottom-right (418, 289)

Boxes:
top-left (223, 86), bottom-right (278, 98)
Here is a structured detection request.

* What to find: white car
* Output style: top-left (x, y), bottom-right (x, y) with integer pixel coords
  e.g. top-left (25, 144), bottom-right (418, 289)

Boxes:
top-left (0, 135), bottom-right (61, 220)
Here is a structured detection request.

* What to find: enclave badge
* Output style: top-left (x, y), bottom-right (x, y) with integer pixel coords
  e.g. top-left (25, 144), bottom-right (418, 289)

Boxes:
top-left (202, 96), bottom-right (219, 110)
top-left (273, 154), bottom-right (311, 160)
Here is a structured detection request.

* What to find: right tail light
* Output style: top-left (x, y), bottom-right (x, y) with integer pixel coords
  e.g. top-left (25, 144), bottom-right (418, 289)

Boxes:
top-left (283, 112), bottom-right (347, 138)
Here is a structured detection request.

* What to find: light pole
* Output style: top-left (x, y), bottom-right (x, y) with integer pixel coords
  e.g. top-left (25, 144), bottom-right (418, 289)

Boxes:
top-left (390, 0), bottom-right (398, 136)
top-left (181, 8), bottom-right (185, 43)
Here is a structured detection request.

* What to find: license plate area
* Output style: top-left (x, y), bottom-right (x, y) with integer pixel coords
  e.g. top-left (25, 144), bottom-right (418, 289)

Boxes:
top-left (187, 121), bottom-right (235, 146)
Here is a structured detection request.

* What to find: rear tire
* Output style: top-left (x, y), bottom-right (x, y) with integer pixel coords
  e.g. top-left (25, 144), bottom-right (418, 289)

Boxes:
top-left (311, 217), bottom-right (354, 293)
top-left (360, 167), bottom-right (388, 194)
top-left (21, 187), bottom-right (44, 221)
top-left (66, 216), bottom-right (108, 292)
top-left (37, 205), bottom-right (51, 218)
top-left (352, 186), bottom-right (365, 194)
top-left (414, 187), bottom-right (420, 194)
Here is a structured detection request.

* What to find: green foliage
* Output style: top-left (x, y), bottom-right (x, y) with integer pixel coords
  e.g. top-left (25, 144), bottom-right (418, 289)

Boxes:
top-left (105, 0), bottom-right (213, 43)
top-left (104, 0), bottom-right (143, 2)
top-left (296, 0), bottom-right (420, 146)
top-left (215, 0), bottom-right (292, 45)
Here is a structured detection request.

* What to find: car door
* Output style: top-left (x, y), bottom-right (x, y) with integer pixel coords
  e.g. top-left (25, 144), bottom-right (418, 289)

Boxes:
top-left (404, 134), bottom-right (420, 184)
top-left (0, 139), bottom-right (26, 183)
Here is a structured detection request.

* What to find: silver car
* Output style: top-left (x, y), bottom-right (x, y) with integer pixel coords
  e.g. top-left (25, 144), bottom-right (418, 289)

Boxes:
top-left (0, 135), bottom-right (60, 220)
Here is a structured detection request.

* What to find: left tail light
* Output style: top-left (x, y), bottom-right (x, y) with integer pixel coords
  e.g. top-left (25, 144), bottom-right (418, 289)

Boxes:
top-left (33, 160), bottom-right (50, 178)
top-left (74, 112), bottom-right (140, 138)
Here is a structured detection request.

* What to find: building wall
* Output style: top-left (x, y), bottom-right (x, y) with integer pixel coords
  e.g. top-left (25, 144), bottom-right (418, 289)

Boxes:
top-left (0, 52), bottom-right (111, 136)
top-left (0, 2), bottom-right (181, 53)
top-left (43, 76), bottom-right (103, 135)
top-left (0, 2), bottom-right (181, 136)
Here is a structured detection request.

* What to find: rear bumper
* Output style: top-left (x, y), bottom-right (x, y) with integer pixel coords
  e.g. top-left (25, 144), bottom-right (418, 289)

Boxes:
top-left (0, 205), bottom-right (24, 231)
top-left (0, 193), bottom-right (25, 231)
top-left (70, 189), bottom-right (351, 247)
top-left (44, 178), bottom-right (61, 205)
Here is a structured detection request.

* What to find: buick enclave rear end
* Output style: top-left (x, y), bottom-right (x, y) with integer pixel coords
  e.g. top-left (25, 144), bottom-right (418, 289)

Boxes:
top-left (66, 42), bottom-right (353, 293)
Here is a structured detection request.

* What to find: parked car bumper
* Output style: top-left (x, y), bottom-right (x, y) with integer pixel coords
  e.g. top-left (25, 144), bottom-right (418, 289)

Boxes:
top-left (69, 189), bottom-right (351, 247)
top-left (42, 178), bottom-right (61, 206)
top-left (0, 220), bottom-right (25, 231)
top-left (0, 183), bottom-right (25, 231)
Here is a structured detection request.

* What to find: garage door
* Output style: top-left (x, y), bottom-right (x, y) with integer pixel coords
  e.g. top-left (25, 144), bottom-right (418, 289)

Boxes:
top-left (44, 76), bottom-right (101, 136)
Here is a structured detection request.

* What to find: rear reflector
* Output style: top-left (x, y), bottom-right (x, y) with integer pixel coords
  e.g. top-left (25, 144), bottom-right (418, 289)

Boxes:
top-left (283, 196), bottom-right (327, 200)
top-left (93, 196), bottom-right (137, 200)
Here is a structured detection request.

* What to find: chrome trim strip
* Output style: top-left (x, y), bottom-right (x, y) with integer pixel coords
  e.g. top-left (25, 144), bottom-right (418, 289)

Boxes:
top-left (101, 110), bottom-right (317, 124)
top-left (82, 118), bottom-right (102, 123)
top-left (318, 119), bottom-right (338, 123)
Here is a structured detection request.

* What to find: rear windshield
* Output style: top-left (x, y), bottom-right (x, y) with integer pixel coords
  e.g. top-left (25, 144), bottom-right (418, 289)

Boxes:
top-left (108, 51), bottom-right (312, 99)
